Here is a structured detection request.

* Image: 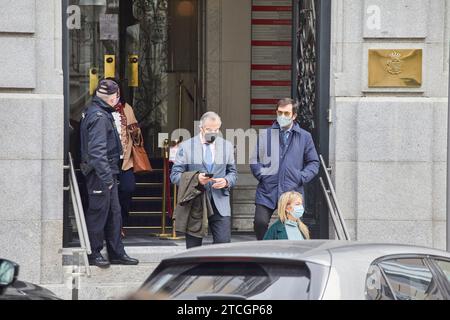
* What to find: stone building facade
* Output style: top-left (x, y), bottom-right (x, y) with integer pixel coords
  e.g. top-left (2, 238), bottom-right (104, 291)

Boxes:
top-left (330, 0), bottom-right (449, 249)
top-left (0, 0), bottom-right (448, 296)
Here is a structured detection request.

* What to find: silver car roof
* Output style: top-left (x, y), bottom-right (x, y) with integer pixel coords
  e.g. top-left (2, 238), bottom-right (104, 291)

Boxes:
top-left (164, 240), bottom-right (450, 267)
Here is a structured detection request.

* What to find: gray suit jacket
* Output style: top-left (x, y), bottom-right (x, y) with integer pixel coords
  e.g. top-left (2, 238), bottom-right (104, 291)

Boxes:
top-left (170, 135), bottom-right (238, 217)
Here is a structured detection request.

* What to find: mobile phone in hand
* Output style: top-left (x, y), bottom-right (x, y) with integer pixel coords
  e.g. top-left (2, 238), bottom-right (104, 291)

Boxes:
top-left (205, 173), bottom-right (214, 178)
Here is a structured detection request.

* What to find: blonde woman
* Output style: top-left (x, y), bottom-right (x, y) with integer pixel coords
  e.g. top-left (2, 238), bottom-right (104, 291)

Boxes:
top-left (263, 191), bottom-right (310, 240)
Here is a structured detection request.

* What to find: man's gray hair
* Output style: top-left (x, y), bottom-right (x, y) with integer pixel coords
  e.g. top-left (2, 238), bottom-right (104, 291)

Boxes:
top-left (199, 112), bottom-right (222, 128)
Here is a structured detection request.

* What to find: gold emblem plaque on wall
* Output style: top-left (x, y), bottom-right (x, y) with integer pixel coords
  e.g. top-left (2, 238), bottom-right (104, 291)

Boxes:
top-left (368, 49), bottom-right (422, 88)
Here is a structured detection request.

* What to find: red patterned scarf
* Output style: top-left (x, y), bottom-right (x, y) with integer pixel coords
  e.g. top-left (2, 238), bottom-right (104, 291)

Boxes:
top-left (115, 103), bottom-right (129, 152)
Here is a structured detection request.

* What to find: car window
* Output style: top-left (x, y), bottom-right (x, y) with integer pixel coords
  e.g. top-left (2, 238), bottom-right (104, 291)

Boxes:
top-left (378, 258), bottom-right (445, 300)
top-left (432, 259), bottom-right (450, 285)
top-left (365, 265), bottom-right (395, 300)
top-left (142, 261), bottom-right (312, 300)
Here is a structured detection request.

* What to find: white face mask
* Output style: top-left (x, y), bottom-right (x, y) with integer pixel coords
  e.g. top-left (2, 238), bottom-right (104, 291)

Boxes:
top-left (291, 205), bottom-right (305, 219)
top-left (277, 115), bottom-right (293, 128)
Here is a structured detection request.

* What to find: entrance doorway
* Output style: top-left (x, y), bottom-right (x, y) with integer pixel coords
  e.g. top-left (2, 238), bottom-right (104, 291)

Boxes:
top-left (64, 0), bottom-right (205, 245)
top-left (62, 0), bottom-right (332, 246)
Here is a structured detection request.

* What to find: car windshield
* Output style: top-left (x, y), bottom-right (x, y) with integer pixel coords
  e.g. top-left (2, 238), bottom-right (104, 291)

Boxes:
top-left (142, 261), bottom-right (312, 300)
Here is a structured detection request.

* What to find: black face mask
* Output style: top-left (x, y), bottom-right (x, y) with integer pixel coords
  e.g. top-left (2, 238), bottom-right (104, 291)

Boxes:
top-left (205, 133), bottom-right (218, 144)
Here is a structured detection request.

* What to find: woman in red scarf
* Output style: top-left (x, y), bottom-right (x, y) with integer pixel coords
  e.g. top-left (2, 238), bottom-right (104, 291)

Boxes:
top-left (108, 78), bottom-right (144, 238)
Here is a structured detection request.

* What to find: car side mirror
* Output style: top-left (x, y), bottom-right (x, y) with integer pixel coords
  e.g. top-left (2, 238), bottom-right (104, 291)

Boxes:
top-left (0, 259), bottom-right (19, 294)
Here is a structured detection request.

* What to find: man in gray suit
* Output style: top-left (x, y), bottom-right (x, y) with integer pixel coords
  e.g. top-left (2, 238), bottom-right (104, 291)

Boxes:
top-left (170, 112), bottom-right (238, 248)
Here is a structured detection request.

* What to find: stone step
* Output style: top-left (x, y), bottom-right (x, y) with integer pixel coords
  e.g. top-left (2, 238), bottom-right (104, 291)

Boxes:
top-left (134, 169), bottom-right (164, 183)
top-left (235, 173), bottom-right (258, 186)
top-left (54, 246), bottom-right (188, 300)
top-left (124, 246), bottom-right (186, 263)
top-left (43, 283), bottom-right (141, 301)
top-left (232, 220), bottom-right (253, 231)
top-left (63, 246), bottom-right (185, 263)
top-left (232, 187), bottom-right (256, 200)
top-left (232, 203), bottom-right (256, 214)
top-left (62, 246), bottom-right (185, 283)
top-left (234, 185), bottom-right (257, 190)
top-left (64, 263), bottom-right (157, 285)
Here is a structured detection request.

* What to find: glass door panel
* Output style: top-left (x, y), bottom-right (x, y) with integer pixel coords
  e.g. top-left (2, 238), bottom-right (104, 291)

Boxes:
top-left (67, 0), bottom-right (203, 234)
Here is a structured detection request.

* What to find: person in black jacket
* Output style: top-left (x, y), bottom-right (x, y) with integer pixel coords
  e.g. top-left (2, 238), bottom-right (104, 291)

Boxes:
top-left (79, 79), bottom-right (139, 268)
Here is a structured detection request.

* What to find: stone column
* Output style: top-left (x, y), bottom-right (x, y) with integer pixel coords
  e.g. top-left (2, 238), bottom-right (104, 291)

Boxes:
top-left (206, 0), bottom-right (256, 231)
top-left (330, 0), bottom-right (449, 248)
top-left (206, 0), bottom-right (252, 131)
top-left (0, 0), bottom-right (64, 284)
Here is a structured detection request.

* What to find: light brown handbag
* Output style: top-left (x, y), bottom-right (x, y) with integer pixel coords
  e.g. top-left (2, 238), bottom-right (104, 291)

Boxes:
top-left (131, 130), bottom-right (152, 174)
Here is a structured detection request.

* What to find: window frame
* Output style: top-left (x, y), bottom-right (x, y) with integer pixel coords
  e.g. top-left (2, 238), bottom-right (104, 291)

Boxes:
top-left (365, 263), bottom-right (397, 300)
top-left (427, 257), bottom-right (450, 297)
top-left (366, 254), bottom-right (450, 300)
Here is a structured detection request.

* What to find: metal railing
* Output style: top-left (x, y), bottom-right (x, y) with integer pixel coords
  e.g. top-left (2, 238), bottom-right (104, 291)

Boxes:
top-left (157, 139), bottom-right (184, 240)
top-left (63, 153), bottom-right (92, 278)
top-left (177, 79), bottom-right (198, 130)
top-left (319, 155), bottom-right (351, 240)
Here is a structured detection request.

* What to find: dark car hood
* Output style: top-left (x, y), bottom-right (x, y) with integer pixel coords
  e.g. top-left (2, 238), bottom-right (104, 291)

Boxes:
top-left (0, 280), bottom-right (61, 300)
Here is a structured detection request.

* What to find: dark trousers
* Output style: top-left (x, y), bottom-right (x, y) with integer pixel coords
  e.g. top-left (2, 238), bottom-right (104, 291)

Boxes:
top-left (118, 168), bottom-right (136, 227)
top-left (185, 198), bottom-right (231, 249)
top-left (84, 172), bottom-right (126, 259)
top-left (254, 204), bottom-right (276, 240)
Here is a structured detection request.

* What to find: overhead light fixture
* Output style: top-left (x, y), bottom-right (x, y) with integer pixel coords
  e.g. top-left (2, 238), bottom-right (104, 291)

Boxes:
top-left (176, 0), bottom-right (195, 17)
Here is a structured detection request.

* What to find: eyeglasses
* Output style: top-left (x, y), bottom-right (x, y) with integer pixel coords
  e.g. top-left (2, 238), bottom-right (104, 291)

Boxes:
top-left (277, 110), bottom-right (293, 117)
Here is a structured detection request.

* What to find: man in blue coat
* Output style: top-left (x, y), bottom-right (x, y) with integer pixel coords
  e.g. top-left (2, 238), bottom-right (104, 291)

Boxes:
top-left (250, 98), bottom-right (320, 240)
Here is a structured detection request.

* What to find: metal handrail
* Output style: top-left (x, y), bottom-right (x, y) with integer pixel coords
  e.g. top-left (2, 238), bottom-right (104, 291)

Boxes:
top-left (177, 79), bottom-right (197, 131)
top-left (319, 177), bottom-right (343, 239)
top-left (319, 155), bottom-right (351, 240)
top-left (64, 153), bottom-right (92, 277)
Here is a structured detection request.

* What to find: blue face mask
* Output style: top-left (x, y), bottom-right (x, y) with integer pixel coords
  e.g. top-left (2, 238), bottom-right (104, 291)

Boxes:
top-left (277, 116), bottom-right (293, 129)
top-left (291, 205), bottom-right (305, 219)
